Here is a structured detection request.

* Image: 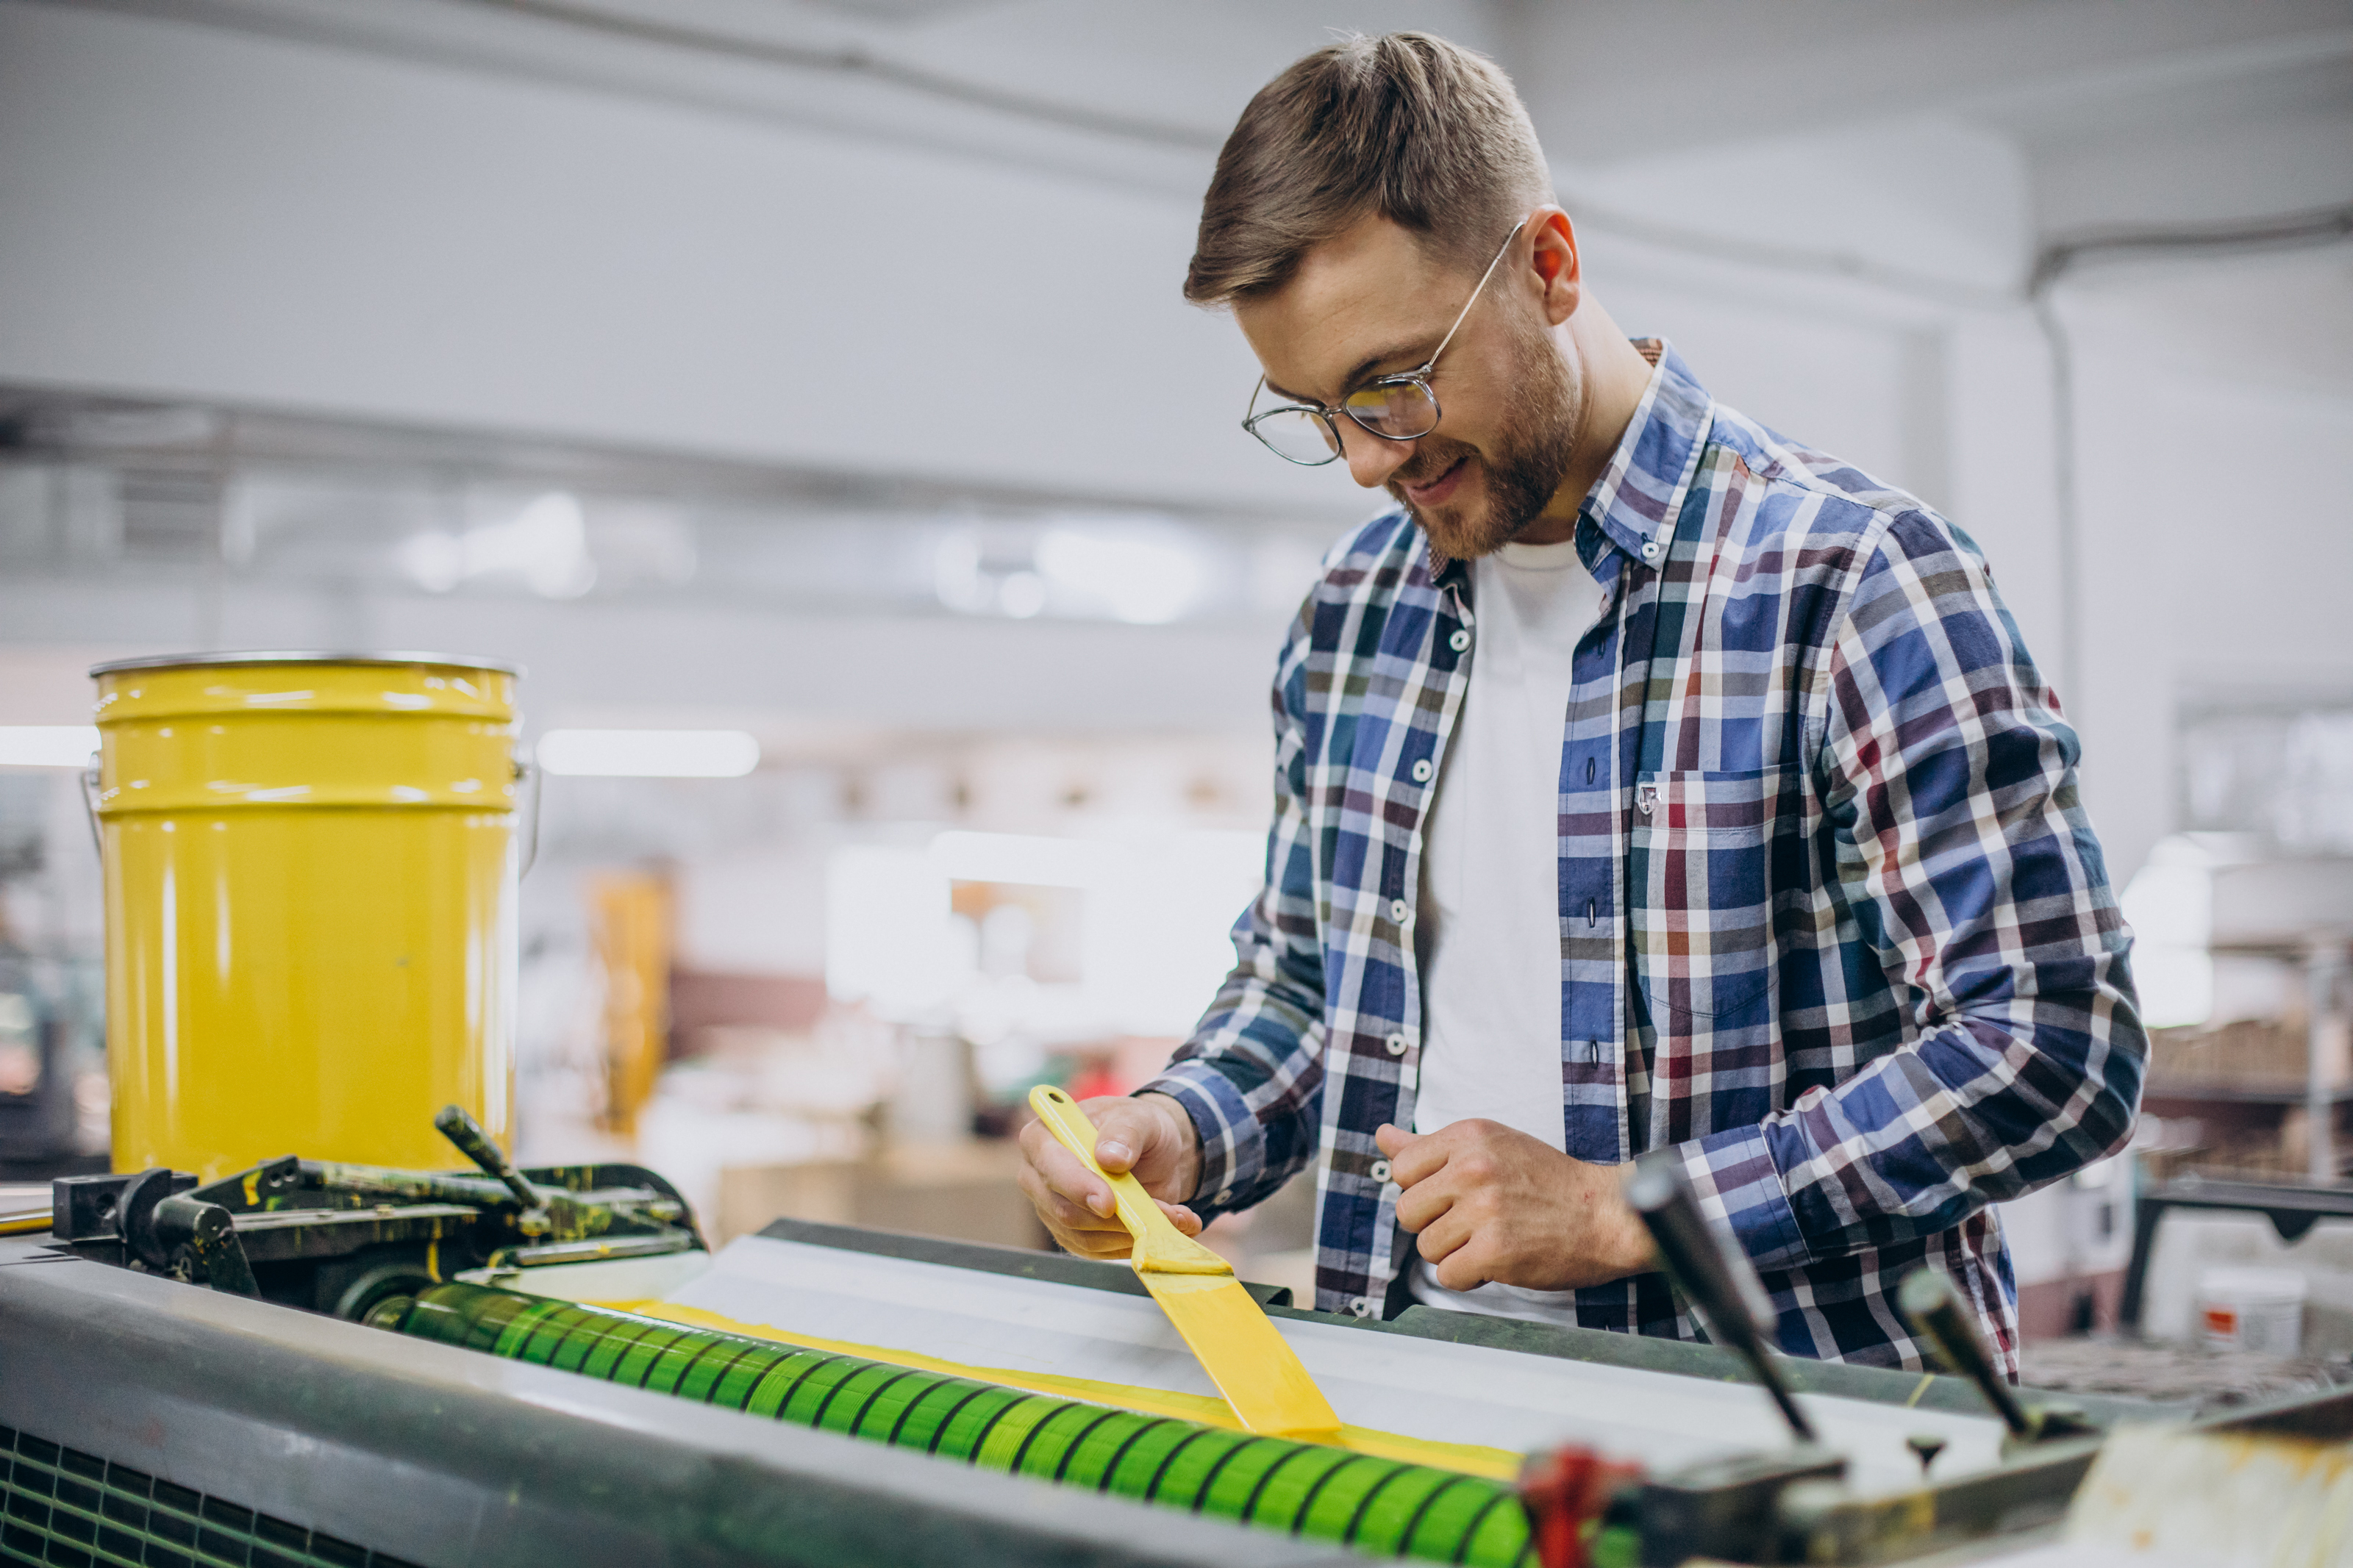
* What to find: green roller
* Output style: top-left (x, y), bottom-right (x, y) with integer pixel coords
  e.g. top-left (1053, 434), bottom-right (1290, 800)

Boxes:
top-left (385, 1283), bottom-right (1534, 1567)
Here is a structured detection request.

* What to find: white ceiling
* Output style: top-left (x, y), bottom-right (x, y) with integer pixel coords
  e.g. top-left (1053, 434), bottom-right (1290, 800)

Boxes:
top-left (621, 0), bottom-right (2353, 235)
top-left (100, 0), bottom-right (2348, 282)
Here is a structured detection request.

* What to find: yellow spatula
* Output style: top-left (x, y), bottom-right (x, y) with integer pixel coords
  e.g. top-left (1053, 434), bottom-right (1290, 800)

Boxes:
top-left (1028, 1084), bottom-right (1343, 1444)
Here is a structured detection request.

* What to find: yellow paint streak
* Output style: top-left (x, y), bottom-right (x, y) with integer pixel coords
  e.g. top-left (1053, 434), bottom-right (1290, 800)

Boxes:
top-left (626, 1299), bottom-right (1520, 1481)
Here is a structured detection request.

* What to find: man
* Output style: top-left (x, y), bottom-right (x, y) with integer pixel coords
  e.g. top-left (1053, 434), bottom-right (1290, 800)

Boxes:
top-left (1017, 32), bottom-right (2143, 1370)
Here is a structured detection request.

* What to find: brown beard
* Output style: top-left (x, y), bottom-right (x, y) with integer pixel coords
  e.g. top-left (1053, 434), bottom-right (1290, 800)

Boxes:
top-left (1387, 321), bottom-right (1579, 561)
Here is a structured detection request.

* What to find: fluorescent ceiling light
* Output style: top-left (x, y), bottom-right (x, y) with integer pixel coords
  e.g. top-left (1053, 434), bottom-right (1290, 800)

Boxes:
top-left (0, 726), bottom-right (99, 768)
top-left (929, 831), bottom-right (1113, 889)
top-left (536, 728), bottom-right (759, 778)
top-left (1036, 529), bottom-right (1204, 623)
top-left (399, 490), bottom-right (597, 599)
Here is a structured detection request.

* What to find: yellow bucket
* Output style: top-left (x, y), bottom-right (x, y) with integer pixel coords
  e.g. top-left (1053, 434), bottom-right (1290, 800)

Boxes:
top-left (90, 652), bottom-right (524, 1178)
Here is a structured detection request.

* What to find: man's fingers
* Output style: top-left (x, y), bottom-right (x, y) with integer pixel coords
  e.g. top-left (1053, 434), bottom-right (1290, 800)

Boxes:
top-left (1025, 1131), bottom-right (1115, 1217)
top-left (1415, 1210), bottom-right (1471, 1269)
top-left (1016, 1163), bottom-right (1099, 1231)
top-left (1016, 1134), bottom-right (1118, 1228)
top-left (1374, 1122), bottom-right (1410, 1159)
top-left (1393, 1172), bottom-right (1455, 1235)
top-left (1021, 1178), bottom-right (1132, 1259)
top-left (1055, 1226), bottom-right (1135, 1259)
top-left (1156, 1200), bottom-right (1202, 1236)
top-left (1430, 1243), bottom-right (1493, 1294)
top-left (1384, 1124), bottom-right (1453, 1189)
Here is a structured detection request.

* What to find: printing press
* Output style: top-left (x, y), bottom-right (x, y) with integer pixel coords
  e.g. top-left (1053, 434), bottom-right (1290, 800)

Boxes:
top-left (6, 1103), bottom-right (2347, 1568)
top-left (13, 650), bottom-right (2344, 1568)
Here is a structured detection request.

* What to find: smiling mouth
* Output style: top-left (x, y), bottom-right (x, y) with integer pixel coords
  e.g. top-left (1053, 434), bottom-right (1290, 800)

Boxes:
top-left (1401, 456), bottom-right (1471, 507)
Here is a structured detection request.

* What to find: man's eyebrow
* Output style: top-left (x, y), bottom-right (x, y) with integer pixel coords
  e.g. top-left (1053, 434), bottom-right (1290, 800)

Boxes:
top-left (1267, 340), bottom-right (1436, 407)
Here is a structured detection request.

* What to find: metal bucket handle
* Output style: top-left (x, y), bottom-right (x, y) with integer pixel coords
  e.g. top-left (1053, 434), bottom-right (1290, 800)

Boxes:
top-left (514, 753), bottom-right (542, 878)
top-left (79, 754), bottom-right (103, 860)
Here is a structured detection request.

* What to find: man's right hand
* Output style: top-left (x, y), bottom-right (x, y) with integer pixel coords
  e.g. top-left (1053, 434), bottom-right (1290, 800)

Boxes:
top-left (1018, 1091), bottom-right (1204, 1259)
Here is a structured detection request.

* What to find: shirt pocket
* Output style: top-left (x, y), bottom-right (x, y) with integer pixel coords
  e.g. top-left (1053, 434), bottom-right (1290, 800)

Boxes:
top-left (1629, 768), bottom-right (1787, 1023)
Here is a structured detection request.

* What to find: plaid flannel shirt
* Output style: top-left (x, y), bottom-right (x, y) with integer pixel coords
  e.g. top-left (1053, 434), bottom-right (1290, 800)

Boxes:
top-left (1144, 343), bottom-right (2145, 1370)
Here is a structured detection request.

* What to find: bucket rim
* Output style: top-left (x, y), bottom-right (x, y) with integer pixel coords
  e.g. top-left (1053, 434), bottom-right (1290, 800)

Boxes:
top-left (90, 650), bottom-right (524, 678)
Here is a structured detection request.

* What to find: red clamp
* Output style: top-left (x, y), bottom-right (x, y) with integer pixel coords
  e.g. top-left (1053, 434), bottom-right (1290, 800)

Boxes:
top-left (1520, 1445), bottom-right (1643, 1568)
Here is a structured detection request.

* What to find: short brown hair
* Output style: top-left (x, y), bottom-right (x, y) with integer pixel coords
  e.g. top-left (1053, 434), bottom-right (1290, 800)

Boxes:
top-left (1184, 32), bottom-right (1551, 306)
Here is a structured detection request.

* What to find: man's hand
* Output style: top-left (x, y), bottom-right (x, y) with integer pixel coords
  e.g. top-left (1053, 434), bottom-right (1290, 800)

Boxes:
top-left (1376, 1119), bottom-right (1656, 1292)
top-left (1019, 1092), bottom-right (1204, 1259)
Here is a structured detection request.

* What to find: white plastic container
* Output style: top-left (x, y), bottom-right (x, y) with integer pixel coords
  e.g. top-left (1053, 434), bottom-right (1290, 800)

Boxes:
top-left (2196, 1266), bottom-right (2307, 1357)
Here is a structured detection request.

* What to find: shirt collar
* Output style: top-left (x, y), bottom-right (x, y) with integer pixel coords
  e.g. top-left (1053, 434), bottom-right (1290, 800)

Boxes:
top-left (1575, 339), bottom-right (1713, 579)
top-left (1420, 338), bottom-right (1713, 590)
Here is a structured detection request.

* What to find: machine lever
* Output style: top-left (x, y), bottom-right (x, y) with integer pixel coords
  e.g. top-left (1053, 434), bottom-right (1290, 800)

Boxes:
top-left (1896, 1267), bottom-right (2064, 1443)
top-left (434, 1105), bottom-right (544, 1217)
top-left (152, 1195), bottom-right (260, 1297)
top-left (1899, 1268), bottom-right (2099, 1447)
top-left (1626, 1151), bottom-right (1818, 1444)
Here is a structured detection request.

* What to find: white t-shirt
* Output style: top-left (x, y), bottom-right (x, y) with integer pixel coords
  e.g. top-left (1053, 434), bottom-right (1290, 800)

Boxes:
top-left (1410, 534), bottom-right (1604, 1322)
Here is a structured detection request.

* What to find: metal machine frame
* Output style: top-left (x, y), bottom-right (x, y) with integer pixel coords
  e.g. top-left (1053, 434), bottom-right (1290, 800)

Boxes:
top-left (10, 1194), bottom-right (2342, 1568)
top-left (0, 1238), bottom-right (1369, 1568)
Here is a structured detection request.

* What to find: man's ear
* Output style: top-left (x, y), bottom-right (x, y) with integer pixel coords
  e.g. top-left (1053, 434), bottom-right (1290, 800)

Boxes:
top-left (1527, 207), bottom-right (1582, 327)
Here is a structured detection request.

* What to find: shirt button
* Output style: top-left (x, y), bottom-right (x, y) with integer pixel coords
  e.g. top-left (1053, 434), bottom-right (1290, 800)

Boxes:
top-left (1410, 758), bottom-right (1433, 782)
top-left (1384, 1032), bottom-right (1408, 1056)
top-left (1213, 1189), bottom-right (1231, 1206)
top-left (1448, 629), bottom-right (1471, 652)
top-left (1390, 898), bottom-right (1411, 925)
top-left (1369, 1159), bottom-right (1393, 1184)
top-left (1349, 1297), bottom-right (1371, 1318)
top-left (1640, 540), bottom-right (1661, 560)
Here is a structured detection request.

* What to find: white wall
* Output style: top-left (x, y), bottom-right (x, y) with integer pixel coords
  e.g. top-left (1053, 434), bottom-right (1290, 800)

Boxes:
top-left (2063, 254), bottom-right (2353, 881)
top-left (0, 3), bottom-right (1329, 517)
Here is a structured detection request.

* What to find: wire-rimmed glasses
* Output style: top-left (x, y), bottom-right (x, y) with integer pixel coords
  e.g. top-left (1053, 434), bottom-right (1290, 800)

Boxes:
top-left (1242, 218), bottom-right (1527, 466)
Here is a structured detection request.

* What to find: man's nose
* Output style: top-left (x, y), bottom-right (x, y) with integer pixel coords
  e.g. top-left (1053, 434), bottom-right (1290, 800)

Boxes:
top-left (1339, 422), bottom-right (1415, 490)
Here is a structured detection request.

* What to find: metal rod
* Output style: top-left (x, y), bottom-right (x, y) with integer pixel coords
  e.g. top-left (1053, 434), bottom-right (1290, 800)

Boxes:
top-left (1625, 1152), bottom-right (1818, 1444)
top-left (1897, 1269), bottom-right (2031, 1439)
top-left (435, 1104), bottom-right (543, 1212)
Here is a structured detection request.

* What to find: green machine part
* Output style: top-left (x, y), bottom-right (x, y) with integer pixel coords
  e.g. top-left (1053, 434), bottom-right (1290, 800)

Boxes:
top-left (386, 1284), bottom-right (1535, 1568)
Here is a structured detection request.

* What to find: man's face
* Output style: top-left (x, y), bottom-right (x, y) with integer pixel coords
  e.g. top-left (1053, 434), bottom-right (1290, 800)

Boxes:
top-left (1235, 215), bottom-right (1578, 560)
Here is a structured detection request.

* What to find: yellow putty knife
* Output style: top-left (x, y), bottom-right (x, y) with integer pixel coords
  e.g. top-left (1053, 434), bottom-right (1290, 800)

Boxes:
top-left (1029, 1085), bottom-right (1343, 1444)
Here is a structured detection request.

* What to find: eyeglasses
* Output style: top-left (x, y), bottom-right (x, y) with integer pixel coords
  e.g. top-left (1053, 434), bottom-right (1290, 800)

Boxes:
top-left (1242, 218), bottom-right (1528, 466)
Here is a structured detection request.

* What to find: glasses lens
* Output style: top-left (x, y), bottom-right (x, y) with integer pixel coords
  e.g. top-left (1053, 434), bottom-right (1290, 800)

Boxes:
top-left (1342, 379), bottom-right (1438, 440)
top-left (1249, 408), bottom-right (1342, 465)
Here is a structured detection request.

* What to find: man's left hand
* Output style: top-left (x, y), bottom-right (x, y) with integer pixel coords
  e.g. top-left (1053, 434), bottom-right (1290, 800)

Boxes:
top-left (1375, 1120), bottom-right (1657, 1292)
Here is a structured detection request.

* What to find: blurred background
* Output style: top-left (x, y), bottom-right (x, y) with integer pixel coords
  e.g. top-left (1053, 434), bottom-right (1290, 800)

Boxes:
top-left (0, 0), bottom-right (2349, 1375)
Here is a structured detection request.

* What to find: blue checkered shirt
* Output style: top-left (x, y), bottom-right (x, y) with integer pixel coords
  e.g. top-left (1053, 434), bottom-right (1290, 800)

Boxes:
top-left (1144, 343), bottom-right (2145, 1371)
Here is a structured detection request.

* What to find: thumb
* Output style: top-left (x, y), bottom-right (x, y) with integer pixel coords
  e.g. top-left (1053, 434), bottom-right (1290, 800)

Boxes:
top-left (1374, 1122), bottom-right (1413, 1158)
top-left (1088, 1098), bottom-right (1165, 1175)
